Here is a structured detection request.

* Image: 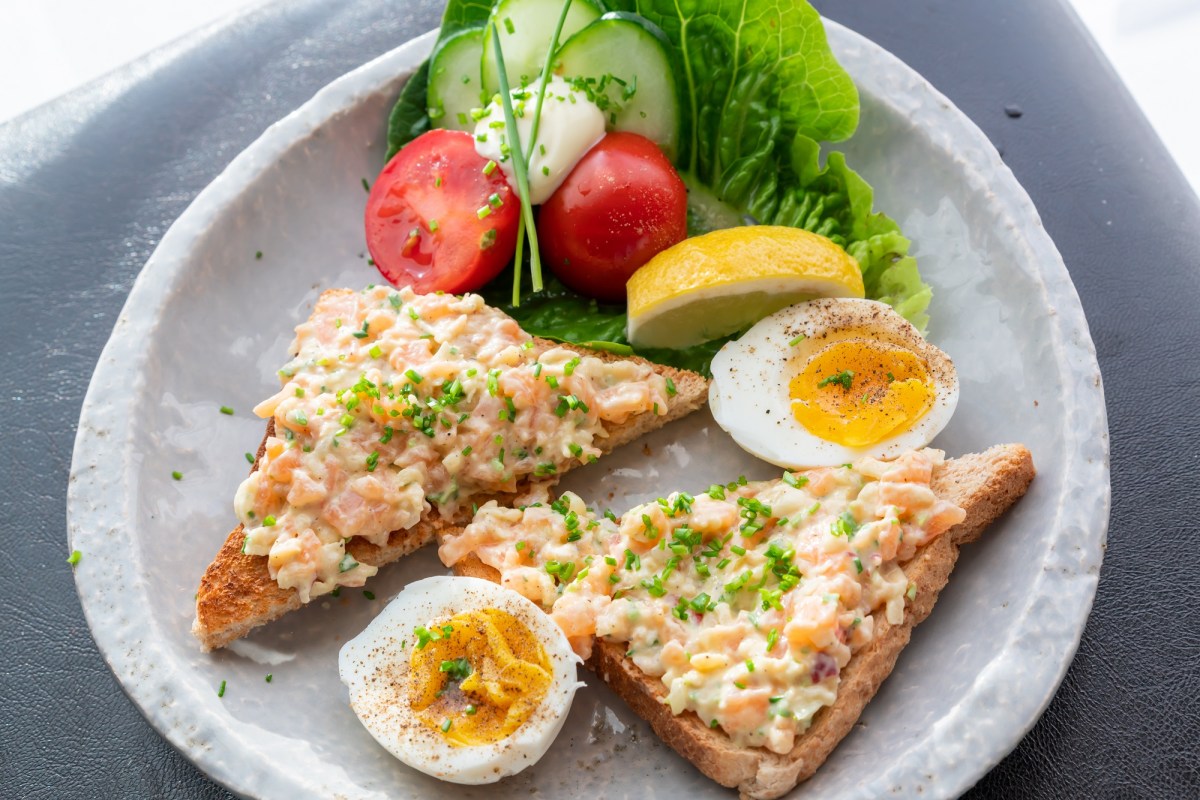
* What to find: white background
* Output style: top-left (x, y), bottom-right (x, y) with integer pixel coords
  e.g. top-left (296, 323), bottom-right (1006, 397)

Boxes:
top-left (1, 0), bottom-right (1197, 195)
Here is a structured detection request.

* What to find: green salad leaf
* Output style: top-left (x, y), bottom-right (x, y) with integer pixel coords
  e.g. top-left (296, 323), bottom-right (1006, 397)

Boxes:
top-left (385, 0), bottom-right (494, 159)
top-left (385, 59), bottom-right (432, 161)
top-left (608, 0), bottom-right (859, 171)
top-left (481, 272), bottom-right (730, 375)
top-left (772, 136), bottom-right (931, 331)
top-left (440, 0), bottom-right (495, 34)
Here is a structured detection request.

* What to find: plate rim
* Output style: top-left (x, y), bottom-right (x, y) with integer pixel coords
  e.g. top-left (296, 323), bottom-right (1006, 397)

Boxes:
top-left (67, 19), bottom-right (1109, 800)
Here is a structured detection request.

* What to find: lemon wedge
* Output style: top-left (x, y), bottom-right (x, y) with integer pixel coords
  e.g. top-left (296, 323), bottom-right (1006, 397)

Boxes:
top-left (626, 226), bottom-right (865, 349)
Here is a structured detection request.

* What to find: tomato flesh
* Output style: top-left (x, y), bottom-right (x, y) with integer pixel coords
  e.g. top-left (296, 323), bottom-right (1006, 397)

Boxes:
top-left (538, 132), bottom-right (688, 302)
top-left (365, 129), bottom-right (519, 294)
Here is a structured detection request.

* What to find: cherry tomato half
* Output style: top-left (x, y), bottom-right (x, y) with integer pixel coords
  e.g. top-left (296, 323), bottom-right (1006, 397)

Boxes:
top-left (538, 132), bottom-right (688, 302)
top-left (365, 129), bottom-right (519, 294)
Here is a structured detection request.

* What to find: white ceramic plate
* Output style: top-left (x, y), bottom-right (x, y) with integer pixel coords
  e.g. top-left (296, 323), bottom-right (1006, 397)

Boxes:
top-left (68, 22), bottom-right (1109, 800)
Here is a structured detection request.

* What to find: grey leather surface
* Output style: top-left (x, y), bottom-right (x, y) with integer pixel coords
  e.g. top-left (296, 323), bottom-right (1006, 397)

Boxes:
top-left (1, 0), bottom-right (1196, 797)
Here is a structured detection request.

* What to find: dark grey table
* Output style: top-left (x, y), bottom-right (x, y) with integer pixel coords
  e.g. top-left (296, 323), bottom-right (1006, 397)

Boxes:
top-left (3, 0), bottom-right (1197, 797)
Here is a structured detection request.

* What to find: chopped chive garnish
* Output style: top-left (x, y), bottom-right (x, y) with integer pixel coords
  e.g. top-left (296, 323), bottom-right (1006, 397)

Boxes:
top-left (665, 377), bottom-right (677, 396)
top-left (363, 590), bottom-right (376, 600)
top-left (439, 658), bottom-right (472, 680)
top-left (428, 219), bottom-right (440, 232)
top-left (541, 165), bottom-right (550, 176)
top-left (67, 550), bottom-right (82, 566)
top-left (818, 370), bottom-right (854, 390)
top-left (482, 159), bottom-right (498, 176)
top-left (171, 471), bottom-right (182, 481)
top-left (788, 335), bottom-right (806, 346)
top-left (782, 472), bottom-right (808, 489)
top-left (255, 250), bottom-right (263, 260)
top-left (219, 405), bottom-right (234, 415)
top-left (244, 452), bottom-right (255, 464)
top-left (265, 673), bottom-right (273, 683)
top-left (476, 205), bottom-right (492, 219)
top-left (361, 177), bottom-right (370, 192)
top-left (440, 718), bottom-right (453, 733)
top-left (263, 515), bottom-right (276, 527)
top-left (217, 680), bottom-right (226, 698)
top-left (488, 192), bottom-right (503, 208)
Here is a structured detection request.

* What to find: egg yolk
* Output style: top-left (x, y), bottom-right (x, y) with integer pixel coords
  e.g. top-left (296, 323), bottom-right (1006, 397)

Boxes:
top-left (790, 339), bottom-right (935, 447)
top-left (409, 607), bottom-right (552, 746)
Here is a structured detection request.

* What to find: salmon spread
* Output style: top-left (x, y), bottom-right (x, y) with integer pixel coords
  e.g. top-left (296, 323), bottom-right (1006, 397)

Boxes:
top-left (234, 286), bottom-right (671, 601)
top-left (438, 448), bottom-right (965, 753)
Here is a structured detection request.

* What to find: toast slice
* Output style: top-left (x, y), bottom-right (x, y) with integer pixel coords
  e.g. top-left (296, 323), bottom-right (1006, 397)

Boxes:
top-left (451, 443), bottom-right (1035, 798)
top-left (193, 315), bottom-right (709, 651)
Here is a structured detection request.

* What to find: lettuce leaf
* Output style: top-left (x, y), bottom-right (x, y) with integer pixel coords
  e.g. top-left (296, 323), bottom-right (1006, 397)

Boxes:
top-left (771, 136), bottom-right (932, 331)
top-left (607, 0), bottom-right (859, 175)
top-left (480, 272), bottom-right (730, 376)
top-left (385, 0), bottom-right (494, 159)
top-left (439, 0), bottom-right (495, 34)
top-left (385, 59), bottom-right (432, 161)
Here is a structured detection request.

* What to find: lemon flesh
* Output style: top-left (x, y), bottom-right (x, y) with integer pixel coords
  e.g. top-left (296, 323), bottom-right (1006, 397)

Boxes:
top-left (626, 226), bottom-right (865, 349)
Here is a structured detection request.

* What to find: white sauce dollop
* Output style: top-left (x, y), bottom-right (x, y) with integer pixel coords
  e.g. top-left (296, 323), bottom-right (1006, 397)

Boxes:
top-left (473, 76), bottom-right (606, 205)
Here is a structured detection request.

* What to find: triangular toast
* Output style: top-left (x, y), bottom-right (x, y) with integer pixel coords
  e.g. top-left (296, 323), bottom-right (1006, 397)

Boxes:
top-left (450, 443), bottom-right (1035, 798)
top-left (193, 313), bottom-right (709, 651)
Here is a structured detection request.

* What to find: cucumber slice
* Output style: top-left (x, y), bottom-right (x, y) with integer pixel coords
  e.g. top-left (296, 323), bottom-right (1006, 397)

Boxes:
top-left (427, 28), bottom-right (485, 132)
top-left (553, 12), bottom-right (681, 161)
top-left (481, 0), bottom-right (603, 95)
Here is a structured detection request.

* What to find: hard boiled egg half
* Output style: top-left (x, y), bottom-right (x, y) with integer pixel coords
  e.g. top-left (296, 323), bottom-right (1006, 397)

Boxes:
top-left (339, 576), bottom-right (583, 784)
top-left (709, 298), bottom-right (959, 468)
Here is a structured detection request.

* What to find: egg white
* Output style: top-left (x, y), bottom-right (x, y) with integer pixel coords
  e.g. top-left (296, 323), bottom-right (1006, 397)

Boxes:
top-left (709, 299), bottom-right (959, 468)
top-left (338, 575), bottom-right (583, 784)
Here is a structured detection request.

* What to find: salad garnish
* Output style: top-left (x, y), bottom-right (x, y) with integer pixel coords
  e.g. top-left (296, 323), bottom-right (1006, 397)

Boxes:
top-left (372, 0), bottom-right (934, 375)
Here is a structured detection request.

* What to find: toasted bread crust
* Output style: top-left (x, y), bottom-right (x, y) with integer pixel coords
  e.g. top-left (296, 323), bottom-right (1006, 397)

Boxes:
top-left (192, 310), bottom-right (708, 651)
top-left (451, 444), bottom-right (1035, 798)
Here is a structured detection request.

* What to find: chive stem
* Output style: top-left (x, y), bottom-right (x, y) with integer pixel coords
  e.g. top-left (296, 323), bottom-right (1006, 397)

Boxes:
top-left (512, 215), bottom-right (526, 305)
top-left (489, 22), bottom-right (541, 302)
top-left (521, 0), bottom-right (573, 292)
